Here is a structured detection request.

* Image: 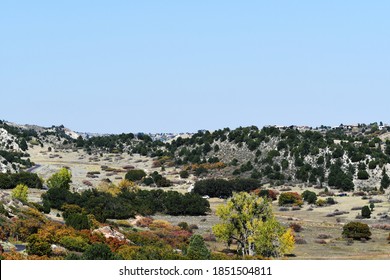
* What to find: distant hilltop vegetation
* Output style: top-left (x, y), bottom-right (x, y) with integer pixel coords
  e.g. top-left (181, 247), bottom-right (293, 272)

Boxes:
top-left (1, 119), bottom-right (390, 192)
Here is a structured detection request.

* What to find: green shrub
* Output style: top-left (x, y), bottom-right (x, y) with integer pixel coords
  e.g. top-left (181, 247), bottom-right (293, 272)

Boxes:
top-left (146, 171), bottom-right (171, 188)
top-left (12, 184), bottom-right (29, 203)
top-left (302, 190), bottom-right (317, 204)
top-left (26, 234), bottom-right (52, 256)
top-left (251, 170), bottom-right (262, 179)
top-left (186, 235), bottom-right (210, 260)
top-left (278, 192), bottom-right (303, 206)
top-left (65, 213), bottom-right (90, 230)
top-left (316, 199), bottom-right (326, 207)
top-left (258, 189), bottom-right (278, 201)
top-left (155, 177), bottom-right (171, 188)
top-left (342, 222), bottom-right (371, 240)
top-left (361, 205), bottom-right (371, 218)
top-left (142, 177), bottom-right (154, 186)
top-left (43, 187), bottom-right (210, 222)
top-left (326, 197), bottom-right (336, 205)
top-left (0, 203), bottom-right (8, 216)
top-left (42, 199), bottom-right (51, 214)
top-left (328, 163), bottom-right (354, 191)
top-left (357, 170), bottom-right (369, 180)
top-left (82, 243), bottom-right (120, 260)
top-left (368, 161), bottom-right (377, 170)
top-left (195, 167), bottom-right (208, 176)
top-left (381, 172), bottom-right (390, 189)
top-left (193, 178), bottom-right (260, 198)
top-left (59, 236), bottom-right (89, 252)
top-left (47, 168), bottom-right (72, 189)
top-left (0, 172), bottom-right (42, 189)
top-left (178, 222), bottom-right (189, 231)
top-left (65, 253), bottom-right (82, 260)
top-left (125, 169), bottom-right (147, 182)
top-left (179, 170), bottom-right (189, 179)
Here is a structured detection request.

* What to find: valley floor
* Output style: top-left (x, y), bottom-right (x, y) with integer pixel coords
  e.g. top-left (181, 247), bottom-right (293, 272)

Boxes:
top-left (23, 146), bottom-right (390, 260)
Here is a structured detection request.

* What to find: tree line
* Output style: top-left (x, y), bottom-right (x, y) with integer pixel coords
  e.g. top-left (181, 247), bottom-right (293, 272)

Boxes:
top-left (43, 187), bottom-right (210, 222)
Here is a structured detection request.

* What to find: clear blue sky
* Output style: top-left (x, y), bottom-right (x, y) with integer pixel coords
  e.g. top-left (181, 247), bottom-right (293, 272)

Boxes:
top-left (1, 1), bottom-right (389, 133)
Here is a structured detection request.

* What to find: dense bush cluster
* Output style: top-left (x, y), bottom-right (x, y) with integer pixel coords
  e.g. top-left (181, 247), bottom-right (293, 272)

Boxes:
top-left (179, 170), bottom-right (189, 178)
top-left (42, 188), bottom-right (210, 222)
top-left (256, 189), bottom-right (278, 201)
top-left (193, 178), bottom-right (261, 198)
top-left (125, 169), bottom-right (147, 182)
top-left (143, 171), bottom-right (171, 188)
top-left (82, 132), bottom-right (169, 156)
top-left (328, 160), bottom-right (354, 191)
top-left (361, 205), bottom-right (371, 218)
top-left (0, 150), bottom-right (33, 167)
top-left (0, 122), bottom-right (38, 139)
top-left (278, 192), bottom-right (303, 206)
top-left (83, 133), bottom-right (135, 152)
top-left (0, 203), bottom-right (210, 260)
top-left (302, 190), bottom-right (317, 204)
top-left (342, 222), bottom-right (371, 240)
top-left (0, 172), bottom-right (42, 189)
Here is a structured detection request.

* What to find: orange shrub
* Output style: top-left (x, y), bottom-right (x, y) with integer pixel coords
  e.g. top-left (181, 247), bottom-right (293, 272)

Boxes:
top-left (1, 250), bottom-right (52, 260)
top-left (0, 226), bottom-right (6, 241)
top-left (106, 237), bottom-right (129, 252)
top-left (136, 217), bottom-right (154, 228)
top-left (162, 230), bottom-right (192, 248)
top-left (149, 220), bottom-right (179, 231)
top-left (278, 192), bottom-right (303, 206)
top-left (126, 231), bottom-right (163, 247)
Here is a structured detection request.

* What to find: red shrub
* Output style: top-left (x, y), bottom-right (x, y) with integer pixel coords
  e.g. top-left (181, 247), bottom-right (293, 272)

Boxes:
top-left (136, 217), bottom-right (154, 228)
top-left (106, 237), bottom-right (129, 252)
top-left (289, 223), bottom-right (303, 232)
top-left (82, 180), bottom-right (93, 186)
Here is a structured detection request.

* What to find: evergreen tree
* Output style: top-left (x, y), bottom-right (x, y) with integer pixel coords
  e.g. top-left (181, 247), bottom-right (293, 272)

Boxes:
top-left (342, 222), bottom-right (371, 240)
top-left (361, 205), bottom-right (371, 218)
top-left (65, 213), bottom-right (90, 230)
top-left (82, 243), bottom-right (120, 260)
top-left (328, 163), bottom-right (354, 191)
top-left (19, 138), bottom-right (28, 151)
top-left (357, 170), bottom-right (369, 180)
top-left (187, 235), bottom-right (210, 260)
top-left (76, 135), bottom-right (85, 147)
top-left (26, 234), bottom-right (52, 256)
top-left (381, 168), bottom-right (390, 189)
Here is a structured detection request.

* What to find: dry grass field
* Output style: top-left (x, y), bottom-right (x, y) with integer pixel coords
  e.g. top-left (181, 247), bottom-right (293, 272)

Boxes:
top-left (152, 198), bottom-right (390, 259)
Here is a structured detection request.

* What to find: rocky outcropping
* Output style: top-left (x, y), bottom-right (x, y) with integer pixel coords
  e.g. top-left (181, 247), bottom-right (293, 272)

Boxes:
top-left (92, 226), bottom-right (129, 242)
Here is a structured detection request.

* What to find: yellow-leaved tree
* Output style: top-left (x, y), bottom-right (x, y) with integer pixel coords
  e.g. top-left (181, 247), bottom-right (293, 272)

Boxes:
top-left (99, 179), bottom-right (138, 196)
top-left (213, 192), bottom-right (294, 258)
top-left (12, 184), bottom-right (29, 203)
top-left (47, 167), bottom-right (72, 189)
top-left (118, 179), bottom-right (139, 192)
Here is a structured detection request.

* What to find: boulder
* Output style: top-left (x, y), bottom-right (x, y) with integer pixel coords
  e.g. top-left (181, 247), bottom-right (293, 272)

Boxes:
top-left (93, 226), bottom-right (128, 242)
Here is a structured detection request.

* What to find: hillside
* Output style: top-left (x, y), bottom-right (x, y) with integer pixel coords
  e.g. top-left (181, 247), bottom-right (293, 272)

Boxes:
top-left (2, 120), bottom-right (390, 193)
top-left (73, 123), bottom-right (390, 193)
top-left (1, 120), bottom-right (390, 260)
